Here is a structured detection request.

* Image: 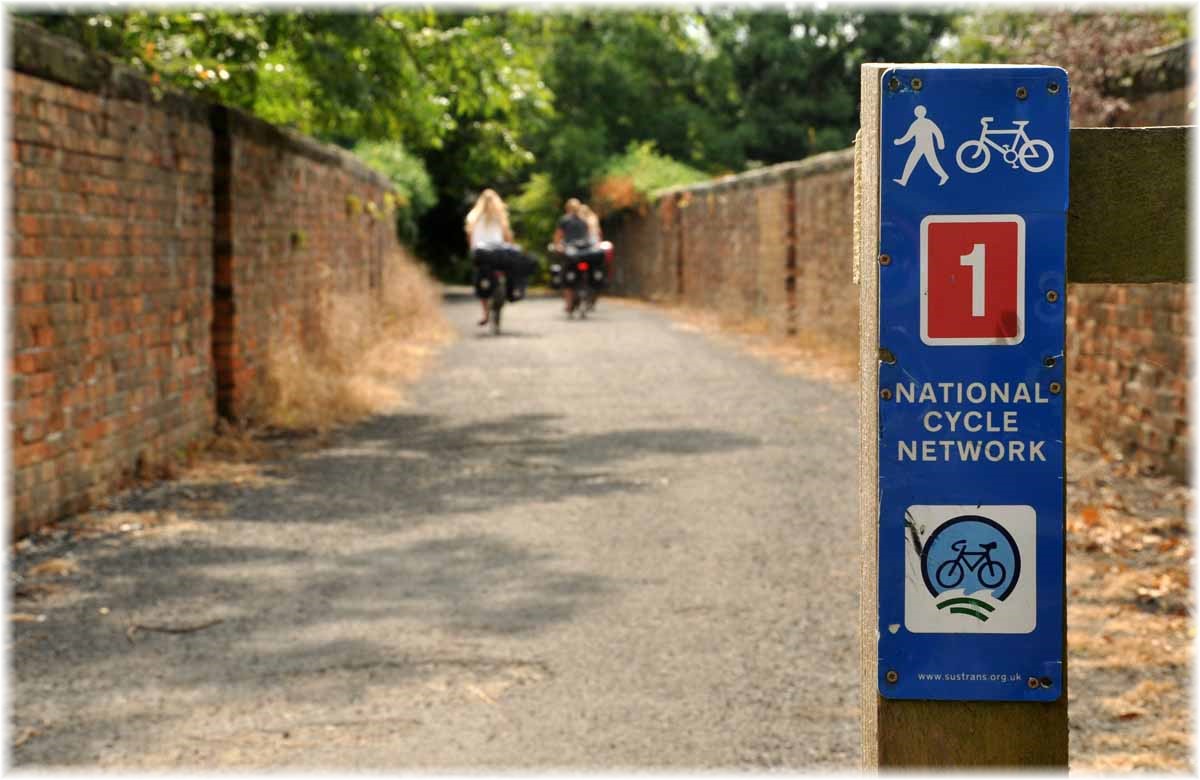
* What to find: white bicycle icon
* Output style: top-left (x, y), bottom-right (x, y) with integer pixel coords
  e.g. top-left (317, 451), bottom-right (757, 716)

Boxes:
top-left (955, 117), bottom-right (1055, 173)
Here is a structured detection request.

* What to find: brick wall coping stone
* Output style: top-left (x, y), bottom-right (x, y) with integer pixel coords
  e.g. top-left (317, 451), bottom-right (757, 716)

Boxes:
top-left (1104, 39), bottom-right (1193, 98)
top-left (11, 17), bottom-right (209, 122)
top-left (214, 106), bottom-right (394, 192)
top-left (651, 147), bottom-right (855, 201)
top-left (11, 17), bottom-right (393, 191)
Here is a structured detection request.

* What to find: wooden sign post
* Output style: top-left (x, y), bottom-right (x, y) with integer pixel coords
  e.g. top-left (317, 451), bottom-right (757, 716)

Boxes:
top-left (856, 62), bottom-right (1070, 769)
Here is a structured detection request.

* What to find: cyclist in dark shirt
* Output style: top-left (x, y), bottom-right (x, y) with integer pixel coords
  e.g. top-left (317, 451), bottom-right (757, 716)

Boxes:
top-left (554, 198), bottom-right (590, 248)
top-left (552, 198), bottom-right (591, 314)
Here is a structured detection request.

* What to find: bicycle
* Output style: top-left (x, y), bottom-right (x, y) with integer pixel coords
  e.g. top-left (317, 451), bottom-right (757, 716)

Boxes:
top-left (562, 261), bottom-right (594, 319)
top-left (955, 117), bottom-right (1054, 174)
top-left (935, 539), bottom-right (1007, 589)
top-left (489, 271), bottom-right (506, 335)
top-left (474, 243), bottom-right (534, 336)
top-left (551, 240), bottom-right (606, 320)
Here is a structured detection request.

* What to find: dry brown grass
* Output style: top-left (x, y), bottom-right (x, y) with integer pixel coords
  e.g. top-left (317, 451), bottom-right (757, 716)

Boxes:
top-left (263, 250), bottom-right (453, 432)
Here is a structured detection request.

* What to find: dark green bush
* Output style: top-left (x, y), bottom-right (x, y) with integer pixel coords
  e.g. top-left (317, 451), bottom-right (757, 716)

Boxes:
top-left (353, 140), bottom-right (437, 245)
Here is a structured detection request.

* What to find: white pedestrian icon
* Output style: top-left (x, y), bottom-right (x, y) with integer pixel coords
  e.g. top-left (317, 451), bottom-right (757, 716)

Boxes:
top-left (893, 105), bottom-right (949, 187)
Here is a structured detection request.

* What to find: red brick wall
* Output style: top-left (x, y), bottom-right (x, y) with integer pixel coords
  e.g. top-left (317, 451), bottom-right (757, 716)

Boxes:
top-left (1111, 87), bottom-right (1192, 127)
top-left (675, 182), bottom-right (766, 319)
top-left (791, 165), bottom-right (856, 349)
top-left (609, 196), bottom-right (675, 300)
top-left (609, 150), bottom-right (856, 347)
top-left (9, 21), bottom-right (404, 534)
top-left (9, 71), bottom-right (215, 536)
top-left (213, 110), bottom-right (396, 420)
top-left (1066, 284), bottom-right (1190, 478)
top-left (607, 149), bottom-right (1188, 477)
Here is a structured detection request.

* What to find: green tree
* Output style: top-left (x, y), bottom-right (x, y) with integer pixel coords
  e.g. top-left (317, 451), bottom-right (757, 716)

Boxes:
top-left (703, 9), bottom-right (953, 164)
top-left (21, 8), bottom-right (554, 269)
top-left (508, 172), bottom-right (561, 260)
top-left (19, 9), bottom-right (552, 156)
top-left (352, 140), bottom-right (436, 245)
top-left (529, 11), bottom-right (743, 198)
top-left (590, 141), bottom-right (709, 216)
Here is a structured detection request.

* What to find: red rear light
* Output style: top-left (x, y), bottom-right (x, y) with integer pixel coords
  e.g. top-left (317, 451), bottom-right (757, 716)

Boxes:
top-left (578, 262), bottom-right (589, 271)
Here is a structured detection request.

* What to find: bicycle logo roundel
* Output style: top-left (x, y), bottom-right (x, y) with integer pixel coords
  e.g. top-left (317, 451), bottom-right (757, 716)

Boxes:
top-left (922, 515), bottom-right (1020, 603)
top-left (903, 505), bottom-right (1037, 634)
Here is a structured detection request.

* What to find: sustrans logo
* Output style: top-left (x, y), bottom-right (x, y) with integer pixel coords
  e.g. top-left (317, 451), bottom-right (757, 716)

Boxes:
top-left (921, 514), bottom-right (1021, 621)
top-left (902, 505), bottom-right (1037, 635)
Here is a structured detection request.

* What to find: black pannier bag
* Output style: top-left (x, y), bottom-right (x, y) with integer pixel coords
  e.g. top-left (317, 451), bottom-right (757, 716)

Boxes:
top-left (548, 263), bottom-right (564, 290)
top-left (472, 243), bottom-right (534, 300)
top-left (504, 245), bottom-right (536, 302)
top-left (472, 245), bottom-right (501, 299)
top-left (567, 244), bottom-right (606, 288)
top-left (506, 255), bottom-right (527, 302)
top-left (473, 266), bottom-right (497, 299)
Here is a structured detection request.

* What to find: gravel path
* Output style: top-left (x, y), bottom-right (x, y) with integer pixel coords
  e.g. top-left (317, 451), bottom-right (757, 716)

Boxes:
top-left (11, 291), bottom-right (861, 770)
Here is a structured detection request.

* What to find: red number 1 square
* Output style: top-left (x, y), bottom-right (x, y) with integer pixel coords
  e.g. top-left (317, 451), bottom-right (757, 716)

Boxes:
top-left (921, 214), bottom-right (1025, 346)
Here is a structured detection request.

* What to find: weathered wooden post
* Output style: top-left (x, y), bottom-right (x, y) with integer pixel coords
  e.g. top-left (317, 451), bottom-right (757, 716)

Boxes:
top-left (857, 63), bottom-right (1070, 768)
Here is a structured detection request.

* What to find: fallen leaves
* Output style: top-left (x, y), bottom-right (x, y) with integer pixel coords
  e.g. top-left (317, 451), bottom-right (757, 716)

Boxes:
top-left (176, 459), bottom-right (289, 489)
top-left (10, 613), bottom-right (46, 623)
top-left (27, 557), bottom-right (78, 578)
top-left (1159, 537), bottom-right (1182, 553)
top-left (1067, 442), bottom-right (1193, 773)
top-left (12, 727), bottom-right (40, 749)
top-left (125, 618), bottom-right (225, 643)
top-left (466, 683), bottom-right (498, 706)
top-left (13, 582), bottom-right (61, 601)
top-left (1136, 572), bottom-right (1190, 613)
top-left (13, 557), bottom-right (79, 613)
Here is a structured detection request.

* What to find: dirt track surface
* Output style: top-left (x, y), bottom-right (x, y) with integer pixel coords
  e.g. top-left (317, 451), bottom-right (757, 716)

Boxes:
top-left (11, 291), bottom-right (861, 770)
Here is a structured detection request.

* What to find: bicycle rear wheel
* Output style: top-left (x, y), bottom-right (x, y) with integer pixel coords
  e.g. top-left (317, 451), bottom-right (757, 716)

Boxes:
top-left (955, 140), bottom-right (990, 173)
top-left (935, 559), bottom-right (965, 589)
top-left (490, 275), bottom-right (506, 335)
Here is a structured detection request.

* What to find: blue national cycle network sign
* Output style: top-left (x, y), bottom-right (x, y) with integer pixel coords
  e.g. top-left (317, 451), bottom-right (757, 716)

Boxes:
top-left (876, 66), bottom-right (1068, 702)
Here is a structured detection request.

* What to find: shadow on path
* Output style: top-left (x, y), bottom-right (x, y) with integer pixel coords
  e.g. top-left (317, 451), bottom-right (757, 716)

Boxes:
top-left (11, 411), bottom-right (759, 765)
top-left (165, 412), bottom-right (759, 528)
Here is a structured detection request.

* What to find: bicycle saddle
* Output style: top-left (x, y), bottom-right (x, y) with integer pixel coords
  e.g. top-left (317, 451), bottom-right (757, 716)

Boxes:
top-left (979, 542), bottom-right (998, 550)
top-left (980, 116), bottom-right (994, 123)
top-left (1012, 120), bottom-right (1030, 127)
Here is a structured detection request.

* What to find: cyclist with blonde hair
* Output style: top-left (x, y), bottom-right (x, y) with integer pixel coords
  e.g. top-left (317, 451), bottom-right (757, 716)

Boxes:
top-left (465, 188), bottom-right (514, 326)
top-left (577, 203), bottom-right (602, 243)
